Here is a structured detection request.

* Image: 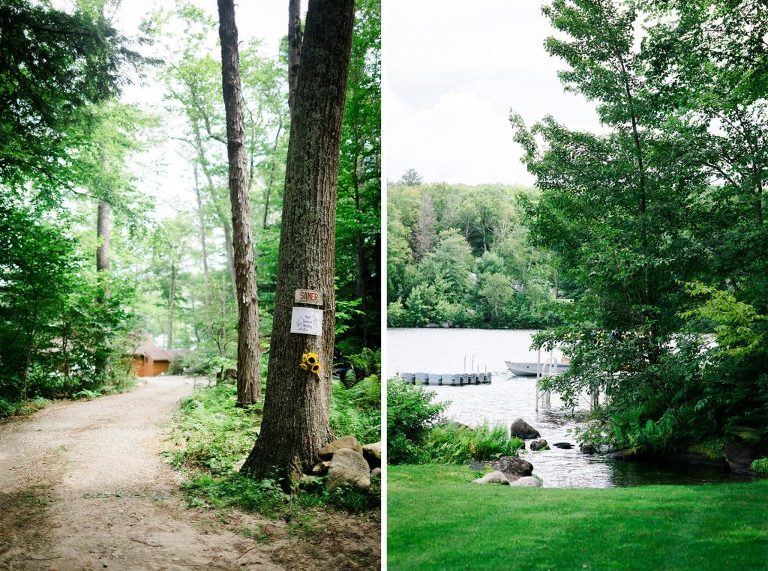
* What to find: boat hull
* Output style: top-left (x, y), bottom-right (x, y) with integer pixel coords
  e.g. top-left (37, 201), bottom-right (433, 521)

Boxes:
top-left (505, 361), bottom-right (569, 377)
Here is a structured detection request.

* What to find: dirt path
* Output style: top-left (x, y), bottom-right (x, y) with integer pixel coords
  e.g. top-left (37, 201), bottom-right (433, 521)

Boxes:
top-left (0, 377), bottom-right (289, 570)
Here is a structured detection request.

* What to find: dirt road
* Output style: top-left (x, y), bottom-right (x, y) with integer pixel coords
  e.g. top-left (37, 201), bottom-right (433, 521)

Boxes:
top-left (0, 376), bottom-right (286, 570)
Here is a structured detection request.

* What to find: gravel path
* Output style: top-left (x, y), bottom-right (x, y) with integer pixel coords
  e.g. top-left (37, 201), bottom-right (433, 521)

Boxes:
top-left (0, 376), bottom-right (285, 570)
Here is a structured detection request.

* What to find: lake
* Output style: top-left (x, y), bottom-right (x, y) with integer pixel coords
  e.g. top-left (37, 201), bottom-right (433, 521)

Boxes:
top-left (387, 328), bottom-right (744, 488)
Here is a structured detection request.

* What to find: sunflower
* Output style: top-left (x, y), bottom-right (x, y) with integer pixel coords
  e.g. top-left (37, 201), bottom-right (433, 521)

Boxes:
top-left (304, 352), bottom-right (319, 365)
top-left (311, 363), bottom-right (321, 374)
top-left (299, 362), bottom-right (309, 371)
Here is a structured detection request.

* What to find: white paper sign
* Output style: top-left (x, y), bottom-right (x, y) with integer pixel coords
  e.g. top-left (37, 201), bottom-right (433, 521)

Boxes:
top-left (290, 306), bottom-right (323, 336)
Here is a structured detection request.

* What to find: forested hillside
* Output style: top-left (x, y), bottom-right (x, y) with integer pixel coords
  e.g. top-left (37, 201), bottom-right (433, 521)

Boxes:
top-left (387, 181), bottom-right (560, 328)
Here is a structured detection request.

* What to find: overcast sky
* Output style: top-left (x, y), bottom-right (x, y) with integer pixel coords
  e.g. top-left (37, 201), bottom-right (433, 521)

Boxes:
top-left (383, 0), bottom-right (601, 186)
top-left (106, 0), bottom-right (303, 220)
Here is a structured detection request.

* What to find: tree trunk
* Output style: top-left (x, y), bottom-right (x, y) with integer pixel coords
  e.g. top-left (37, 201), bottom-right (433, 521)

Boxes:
top-left (288, 0), bottom-right (302, 120)
top-left (192, 121), bottom-right (238, 303)
top-left (95, 198), bottom-right (111, 379)
top-left (193, 163), bottom-right (215, 343)
top-left (167, 261), bottom-right (176, 349)
top-left (96, 200), bottom-right (111, 293)
top-left (217, 0), bottom-right (260, 406)
top-left (241, 0), bottom-right (355, 482)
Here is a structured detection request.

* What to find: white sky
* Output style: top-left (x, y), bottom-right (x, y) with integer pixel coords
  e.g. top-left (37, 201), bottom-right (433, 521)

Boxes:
top-left (108, 0), bottom-right (304, 220)
top-left (383, 0), bottom-right (601, 186)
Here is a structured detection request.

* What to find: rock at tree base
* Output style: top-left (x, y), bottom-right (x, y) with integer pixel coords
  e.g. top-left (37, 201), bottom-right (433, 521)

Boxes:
top-left (319, 435), bottom-right (363, 460)
top-left (485, 456), bottom-right (533, 481)
top-left (530, 439), bottom-right (549, 451)
top-left (311, 460), bottom-right (332, 475)
top-left (510, 418), bottom-right (540, 439)
top-left (509, 476), bottom-right (542, 487)
top-left (580, 444), bottom-right (598, 455)
top-left (371, 467), bottom-right (381, 479)
top-left (473, 471), bottom-right (509, 485)
top-left (362, 441), bottom-right (381, 468)
top-left (553, 442), bottom-right (574, 449)
top-left (326, 448), bottom-right (371, 491)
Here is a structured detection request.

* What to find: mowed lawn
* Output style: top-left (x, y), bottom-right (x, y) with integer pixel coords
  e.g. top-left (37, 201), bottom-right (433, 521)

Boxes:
top-left (388, 465), bottom-right (768, 570)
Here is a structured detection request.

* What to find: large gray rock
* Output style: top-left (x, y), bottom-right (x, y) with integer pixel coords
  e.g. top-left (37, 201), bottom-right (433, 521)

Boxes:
top-left (319, 435), bottom-right (363, 460)
top-left (606, 448), bottom-right (634, 460)
top-left (362, 441), bottom-right (381, 469)
top-left (486, 456), bottom-right (533, 481)
top-left (326, 448), bottom-right (371, 491)
top-left (311, 460), bottom-right (332, 475)
top-left (580, 444), bottom-right (598, 455)
top-left (510, 418), bottom-right (540, 440)
top-left (509, 476), bottom-right (542, 487)
top-left (473, 471), bottom-right (509, 485)
top-left (725, 441), bottom-right (760, 474)
top-left (530, 439), bottom-right (549, 451)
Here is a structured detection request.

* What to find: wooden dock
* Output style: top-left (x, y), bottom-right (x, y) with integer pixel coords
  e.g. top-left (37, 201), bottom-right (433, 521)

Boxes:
top-left (398, 372), bottom-right (492, 385)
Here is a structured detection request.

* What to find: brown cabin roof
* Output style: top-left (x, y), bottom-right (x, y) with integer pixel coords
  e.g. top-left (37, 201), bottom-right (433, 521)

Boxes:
top-left (132, 335), bottom-right (175, 362)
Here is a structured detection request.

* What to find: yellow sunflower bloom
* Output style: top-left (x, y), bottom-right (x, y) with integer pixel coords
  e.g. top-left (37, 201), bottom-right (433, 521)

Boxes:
top-left (311, 363), bottom-right (321, 374)
top-left (299, 362), bottom-right (308, 370)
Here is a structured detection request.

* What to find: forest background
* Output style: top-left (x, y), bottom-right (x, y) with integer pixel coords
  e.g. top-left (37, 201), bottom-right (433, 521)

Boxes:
top-left (0, 0), bottom-right (381, 414)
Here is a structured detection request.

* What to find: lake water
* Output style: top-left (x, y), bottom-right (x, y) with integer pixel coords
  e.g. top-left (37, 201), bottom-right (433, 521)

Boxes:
top-left (387, 328), bottom-right (744, 488)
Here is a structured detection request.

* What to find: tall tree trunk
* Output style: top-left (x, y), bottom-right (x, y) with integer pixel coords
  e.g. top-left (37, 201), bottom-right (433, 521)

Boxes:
top-left (96, 200), bottom-right (111, 293)
top-left (192, 122), bottom-right (238, 302)
top-left (288, 0), bottom-right (302, 119)
top-left (217, 0), bottom-right (260, 406)
top-left (263, 118), bottom-right (283, 229)
top-left (193, 163), bottom-right (216, 344)
top-left (242, 0), bottom-right (355, 482)
top-left (95, 198), bottom-right (111, 378)
top-left (167, 261), bottom-right (176, 349)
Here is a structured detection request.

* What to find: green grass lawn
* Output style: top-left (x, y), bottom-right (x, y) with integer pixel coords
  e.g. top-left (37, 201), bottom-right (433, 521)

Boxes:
top-left (388, 464), bottom-right (768, 570)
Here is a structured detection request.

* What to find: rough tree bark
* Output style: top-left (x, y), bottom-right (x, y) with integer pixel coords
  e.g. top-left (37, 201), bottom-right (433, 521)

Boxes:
top-left (217, 0), bottom-right (260, 406)
top-left (241, 0), bottom-right (355, 482)
top-left (288, 0), bottom-right (302, 120)
top-left (167, 261), bottom-right (176, 349)
top-left (95, 198), bottom-right (111, 378)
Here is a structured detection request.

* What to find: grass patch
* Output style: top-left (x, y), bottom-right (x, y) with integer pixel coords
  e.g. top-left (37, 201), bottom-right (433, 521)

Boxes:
top-left (389, 464), bottom-right (768, 570)
top-left (167, 381), bottom-right (380, 517)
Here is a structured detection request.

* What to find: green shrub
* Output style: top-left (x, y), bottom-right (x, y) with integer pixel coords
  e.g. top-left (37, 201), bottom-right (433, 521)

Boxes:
top-left (387, 379), bottom-right (446, 464)
top-left (423, 423), bottom-right (523, 464)
top-left (750, 458), bottom-right (768, 474)
top-left (330, 375), bottom-right (381, 444)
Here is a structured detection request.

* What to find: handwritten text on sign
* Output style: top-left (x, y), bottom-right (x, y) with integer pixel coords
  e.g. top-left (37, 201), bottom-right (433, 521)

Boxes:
top-left (290, 307), bottom-right (323, 336)
top-left (294, 289), bottom-right (323, 306)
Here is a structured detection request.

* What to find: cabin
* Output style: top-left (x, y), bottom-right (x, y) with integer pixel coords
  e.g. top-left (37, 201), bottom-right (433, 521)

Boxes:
top-left (131, 335), bottom-right (177, 377)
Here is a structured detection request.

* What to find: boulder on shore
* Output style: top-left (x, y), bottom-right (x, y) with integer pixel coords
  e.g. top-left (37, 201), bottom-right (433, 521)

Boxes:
top-left (530, 439), bottom-right (549, 451)
top-left (605, 448), bottom-right (635, 460)
top-left (580, 444), bottom-right (598, 455)
top-left (473, 471), bottom-right (509, 485)
top-left (326, 448), bottom-right (371, 491)
top-left (486, 456), bottom-right (533, 481)
top-left (319, 435), bottom-right (363, 460)
top-left (725, 441), bottom-right (761, 474)
top-left (510, 418), bottom-right (540, 440)
top-left (362, 441), bottom-right (381, 469)
top-left (509, 476), bottom-right (542, 488)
